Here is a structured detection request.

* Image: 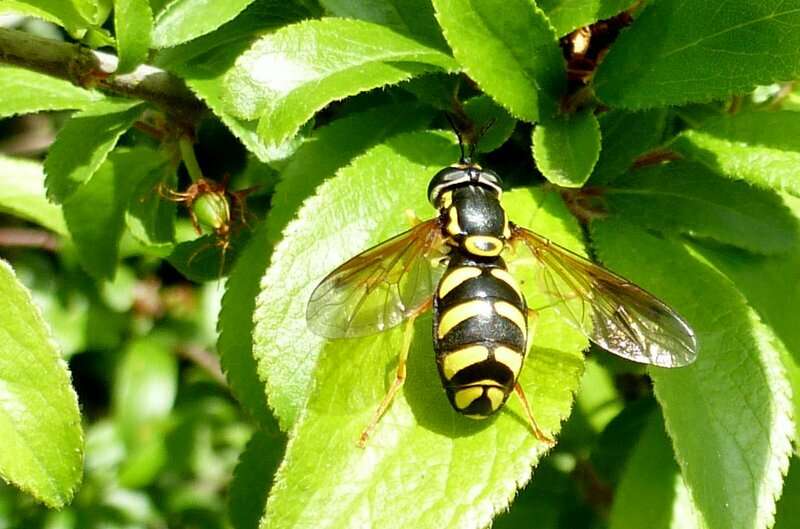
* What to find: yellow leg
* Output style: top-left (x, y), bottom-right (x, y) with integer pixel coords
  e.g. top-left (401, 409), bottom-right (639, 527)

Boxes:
top-left (526, 308), bottom-right (541, 338)
top-left (358, 314), bottom-right (418, 448)
top-left (519, 308), bottom-right (553, 445)
top-left (513, 382), bottom-right (554, 445)
top-left (404, 209), bottom-right (423, 227)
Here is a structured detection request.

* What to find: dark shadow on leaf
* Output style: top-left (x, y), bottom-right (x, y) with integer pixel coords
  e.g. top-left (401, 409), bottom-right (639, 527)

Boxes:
top-left (604, 160), bottom-right (800, 256)
top-left (167, 229), bottom-right (250, 283)
top-left (403, 314), bottom-right (491, 438)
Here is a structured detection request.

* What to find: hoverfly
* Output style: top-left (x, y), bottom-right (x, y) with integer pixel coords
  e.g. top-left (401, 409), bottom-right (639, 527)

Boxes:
top-left (306, 131), bottom-right (697, 447)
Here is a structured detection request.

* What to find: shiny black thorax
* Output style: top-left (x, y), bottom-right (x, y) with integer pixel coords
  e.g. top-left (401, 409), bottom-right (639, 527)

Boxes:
top-left (445, 185), bottom-right (507, 239)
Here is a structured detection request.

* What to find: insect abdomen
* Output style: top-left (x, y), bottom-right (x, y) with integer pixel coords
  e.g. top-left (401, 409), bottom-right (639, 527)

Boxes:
top-left (433, 255), bottom-right (527, 418)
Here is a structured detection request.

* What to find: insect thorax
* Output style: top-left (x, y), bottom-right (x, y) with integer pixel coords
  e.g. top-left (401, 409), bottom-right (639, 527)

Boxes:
top-left (437, 183), bottom-right (510, 258)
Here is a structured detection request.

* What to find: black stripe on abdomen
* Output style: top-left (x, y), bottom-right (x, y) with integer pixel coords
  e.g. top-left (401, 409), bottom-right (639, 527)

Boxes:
top-left (433, 255), bottom-right (528, 418)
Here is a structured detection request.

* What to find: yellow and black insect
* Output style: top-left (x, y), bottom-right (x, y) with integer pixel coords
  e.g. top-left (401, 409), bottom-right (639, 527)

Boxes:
top-left (306, 133), bottom-right (697, 447)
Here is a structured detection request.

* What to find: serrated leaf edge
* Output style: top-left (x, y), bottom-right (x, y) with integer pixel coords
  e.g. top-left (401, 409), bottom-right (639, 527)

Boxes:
top-left (224, 17), bottom-right (459, 144)
top-left (655, 310), bottom-right (794, 529)
top-left (0, 259), bottom-right (84, 508)
top-left (532, 110), bottom-right (601, 188)
top-left (592, 233), bottom-right (795, 529)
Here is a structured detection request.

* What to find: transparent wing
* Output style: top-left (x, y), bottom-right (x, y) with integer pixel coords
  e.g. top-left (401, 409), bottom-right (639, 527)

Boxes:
top-left (511, 225), bottom-right (697, 367)
top-left (306, 218), bottom-right (448, 338)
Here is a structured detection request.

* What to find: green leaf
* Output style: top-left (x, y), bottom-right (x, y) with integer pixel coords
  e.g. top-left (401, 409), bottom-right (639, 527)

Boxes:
top-left (463, 95), bottom-right (516, 153)
top-left (63, 148), bottom-right (160, 279)
top-left (589, 109), bottom-right (667, 185)
top-left (228, 428), bottom-right (285, 529)
top-left (223, 18), bottom-right (457, 148)
top-left (218, 105), bottom-right (429, 429)
top-left (400, 72), bottom-right (460, 110)
top-left (609, 410), bottom-right (704, 529)
top-left (0, 65), bottom-right (102, 118)
top-left (684, 195), bottom-right (800, 446)
top-left (126, 159), bottom-right (177, 250)
top-left (0, 0), bottom-right (91, 34)
top-left (253, 131), bottom-right (450, 428)
top-left (0, 259), bottom-right (83, 508)
top-left (491, 460), bottom-right (569, 529)
top-left (539, 0), bottom-right (632, 35)
top-left (113, 337), bottom-right (176, 488)
top-left (165, 3), bottom-right (312, 162)
top-left (152, 0), bottom-right (255, 48)
top-left (604, 160), bottom-right (800, 255)
top-left (432, 0), bottom-right (563, 122)
top-left (255, 131), bottom-right (587, 529)
top-left (113, 0), bottom-right (153, 73)
top-left (217, 222), bottom-right (275, 427)
top-left (100, 264), bottom-right (137, 312)
top-left (594, 0), bottom-right (800, 108)
top-left (72, 0), bottom-right (111, 25)
top-left (775, 457), bottom-right (800, 529)
top-left (154, 0), bottom-right (310, 68)
top-left (591, 398), bottom-right (656, 487)
top-left (0, 155), bottom-right (67, 235)
top-left (44, 99), bottom-right (145, 203)
top-left (592, 219), bottom-right (794, 529)
top-left (166, 230), bottom-right (249, 283)
top-left (12, 256), bottom-right (89, 358)
top-left (533, 109), bottom-right (601, 187)
top-left (672, 111), bottom-right (800, 196)
top-left (269, 103), bottom-right (432, 242)
top-left (574, 358), bottom-right (623, 433)
top-left (320, 0), bottom-right (449, 49)
top-left (783, 349), bottom-right (800, 453)
top-left (113, 337), bottom-right (177, 438)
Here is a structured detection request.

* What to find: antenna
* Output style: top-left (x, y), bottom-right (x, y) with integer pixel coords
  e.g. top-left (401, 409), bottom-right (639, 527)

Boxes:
top-left (474, 117), bottom-right (496, 157)
top-left (445, 113), bottom-right (496, 163)
top-left (445, 113), bottom-right (468, 163)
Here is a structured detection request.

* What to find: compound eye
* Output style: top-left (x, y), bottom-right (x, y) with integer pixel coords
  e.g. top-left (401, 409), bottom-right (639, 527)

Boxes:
top-left (482, 170), bottom-right (501, 186)
top-left (476, 169), bottom-right (503, 194)
top-left (428, 167), bottom-right (469, 204)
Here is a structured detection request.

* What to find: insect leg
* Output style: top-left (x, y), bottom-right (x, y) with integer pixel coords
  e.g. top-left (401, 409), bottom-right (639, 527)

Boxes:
top-left (513, 382), bottom-right (554, 445)
top-left (526, 308), bottom-right (541, 337)
top-left (404, 209), bottom-right (423, 227)
top-left (514, 308), bottom-right (553, 445)
top-left (157, 183), bottom-right (192, 201)
top-left (357, 312), bottom-right (419, 448)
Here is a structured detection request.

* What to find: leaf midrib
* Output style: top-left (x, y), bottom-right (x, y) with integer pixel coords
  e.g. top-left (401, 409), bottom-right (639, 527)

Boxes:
top-left (604, 187), bottom-right (782, 239)
top-left (254, 36), bottom-right (452, 104)
top-left (661, 6), bottom-right (800, 59)
top-left (0, 383), bottom-right (66, 502)
top-left (460, 3), bottom-right (544, 92)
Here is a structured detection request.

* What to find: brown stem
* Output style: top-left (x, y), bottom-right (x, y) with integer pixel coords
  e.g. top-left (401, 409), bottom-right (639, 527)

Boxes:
top-left (631, 148), bottom-right (682, 169)
top-left (178, 344), bottom-right (228, 388)
top-left (0, 227), bottom-right (60, 251)
top-left (0, 27), bottom-right (205, 122)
